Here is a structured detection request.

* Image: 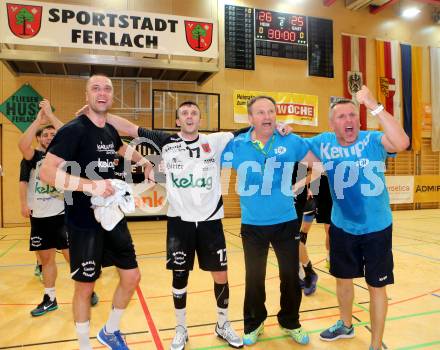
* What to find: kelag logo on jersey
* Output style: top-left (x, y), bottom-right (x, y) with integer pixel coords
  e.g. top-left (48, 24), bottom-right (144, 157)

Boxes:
top-left (171, 173), bottom-right (212, 190)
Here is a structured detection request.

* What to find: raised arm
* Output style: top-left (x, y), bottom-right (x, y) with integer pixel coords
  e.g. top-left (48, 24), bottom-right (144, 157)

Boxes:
top-left (18, 109), bottom-right (45, 160)
top-left (106, 113), bottom-right (139, 138)
top-left (356, 85), bottom-right (410, 152)
top-left (18, 99), bottom-right (63, 160)
top-left (39, 99), bottom-right (63, 130)
top-left (118, 143), bottom-right (154, 182)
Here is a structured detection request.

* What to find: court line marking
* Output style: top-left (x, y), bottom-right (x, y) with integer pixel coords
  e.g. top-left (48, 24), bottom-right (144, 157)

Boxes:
top-left (0, 240), bottom-right (20, 258)
top-left (352, 314), bottom-right (388, 350)
top-left (189, 309), bottom-right (440, 350)
top-left (395, 340), bottom-right (440, 350)
top-left (136, 285), bottom-right (164, 350)
top-left (392, 248), bottom-right (440, 262)
top-left (0, 331), bottom-right (151, 349)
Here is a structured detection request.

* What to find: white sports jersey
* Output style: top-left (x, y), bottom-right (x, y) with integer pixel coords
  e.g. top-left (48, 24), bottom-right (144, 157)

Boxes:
top-left (138, 128), bottom-right (233, 222)
top-left (28, 151), bottom-right (65, 218)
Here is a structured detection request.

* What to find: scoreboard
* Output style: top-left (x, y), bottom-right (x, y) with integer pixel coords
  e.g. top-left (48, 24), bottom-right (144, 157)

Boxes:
top-left (224, 5), bottom-right (332, 73)
top-left (224, 5), bottom-right (255, 70)
top-left (255, 9), bottom-right (308, 60)
top-left (255, 9), bottom-right (307, 45)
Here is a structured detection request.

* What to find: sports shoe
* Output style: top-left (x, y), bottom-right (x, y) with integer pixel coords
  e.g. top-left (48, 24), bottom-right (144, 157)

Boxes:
top-left (304, 273), bottom-right (318, 296)
top-left (97, 327), bottom-right (129, 349)
top-left (282, 326), bottom-right (310, 345)
top-left (170, 325), bottom-right (188, 350)
top-left (243, 322), bottom-right (264, 345)
top-left (320, 320), bottom-right (355, 341)
top-left (90, 291), bottom-right (99, 306)
top-left (215, 321), bottom-right (243, 348)
top-left (30, 294), bottom-right (58, 317)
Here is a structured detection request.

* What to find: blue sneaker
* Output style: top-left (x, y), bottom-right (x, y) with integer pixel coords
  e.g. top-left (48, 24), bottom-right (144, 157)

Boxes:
top-left (320, 320), bottom-right (354, 341)
top-left (304, 273), bottom-right (318, 296)
top-left (97, 327), bottom-right (129, 349)
top-left (243, 322), bottom-right (264, 345)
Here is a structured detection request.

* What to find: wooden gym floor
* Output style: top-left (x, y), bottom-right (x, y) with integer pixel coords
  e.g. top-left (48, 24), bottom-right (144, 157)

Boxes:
top-left (0, 209), bottom-right (439, 350)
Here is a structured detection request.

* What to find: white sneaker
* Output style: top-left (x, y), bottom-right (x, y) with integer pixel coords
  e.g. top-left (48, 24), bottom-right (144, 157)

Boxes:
top-left (215, 321), bottom-right (243, 348)
top-left (170, 325), bottom-right (188, 350)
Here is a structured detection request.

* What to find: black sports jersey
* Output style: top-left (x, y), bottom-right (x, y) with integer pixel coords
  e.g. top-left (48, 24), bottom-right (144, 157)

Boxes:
top-left (19, 157), bottom-right (35, 182)
top-left (47, 115), bottom-right (123, 229)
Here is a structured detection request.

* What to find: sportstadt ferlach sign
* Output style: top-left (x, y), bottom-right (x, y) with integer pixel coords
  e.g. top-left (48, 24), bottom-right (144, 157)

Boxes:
top-left (0, 1), bottom-right (218, 58)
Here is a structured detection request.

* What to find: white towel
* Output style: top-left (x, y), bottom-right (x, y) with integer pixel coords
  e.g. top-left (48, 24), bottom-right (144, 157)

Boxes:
top-left (91, 179), bottom-right (135, 231)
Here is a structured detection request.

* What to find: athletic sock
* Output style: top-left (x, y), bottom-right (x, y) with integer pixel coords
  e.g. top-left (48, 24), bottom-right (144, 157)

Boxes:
top-left (214, 283), bottom-right (229, 327)
top-left (303, 261), bottom-right (315, 276)
top-left (105, 306), bottom-right (124, 333)
top-left (45, 287), bottom-right (56, 301)
top-left (175, 307), bottom-right (186, 328)
top-left (76, 321), bottom-right (92, 350)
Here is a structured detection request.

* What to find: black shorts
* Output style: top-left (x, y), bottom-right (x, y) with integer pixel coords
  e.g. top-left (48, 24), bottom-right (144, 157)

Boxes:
top-left (166, 217), bottom-right (227, 271)
top-left (315, 176), bottom-right (332, 224)
top-left (329, 224), bottom-right (394, 287)
top-left (30, 215), bottom-right (68, 251)
top-left (68, 219), bottom-right (138, 282)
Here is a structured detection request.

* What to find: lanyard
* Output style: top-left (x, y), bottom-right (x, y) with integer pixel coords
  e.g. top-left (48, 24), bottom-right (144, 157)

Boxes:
top-left (251, 134), bottom-right (275, 168)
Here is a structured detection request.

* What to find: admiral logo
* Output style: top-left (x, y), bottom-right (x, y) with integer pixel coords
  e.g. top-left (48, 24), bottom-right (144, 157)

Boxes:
top-left (7, 3), bottom-right (42, 39)
top-left (415, 185), bottom-right (440, 193)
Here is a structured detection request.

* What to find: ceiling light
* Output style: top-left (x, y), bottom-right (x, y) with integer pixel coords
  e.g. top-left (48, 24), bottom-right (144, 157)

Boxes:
top-left (401, 7), bottom-right (421, 19)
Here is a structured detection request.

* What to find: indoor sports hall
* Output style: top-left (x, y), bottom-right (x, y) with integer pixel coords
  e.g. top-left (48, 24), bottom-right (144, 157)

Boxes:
top-left (0, 1), bottom-right (439, 350)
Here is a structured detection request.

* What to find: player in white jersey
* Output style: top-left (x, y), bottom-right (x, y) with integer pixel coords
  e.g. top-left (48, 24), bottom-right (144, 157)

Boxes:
top-left (105, 101), bottom-right (245, 350)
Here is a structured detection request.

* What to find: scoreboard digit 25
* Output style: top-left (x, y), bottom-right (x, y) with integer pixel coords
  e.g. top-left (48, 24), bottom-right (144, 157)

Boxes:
top-left (255, 9), bottom-right (307, 46)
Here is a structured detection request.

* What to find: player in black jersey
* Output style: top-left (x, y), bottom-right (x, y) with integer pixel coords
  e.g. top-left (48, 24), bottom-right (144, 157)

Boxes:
top-left (40, 75), bottom-right (152, 350)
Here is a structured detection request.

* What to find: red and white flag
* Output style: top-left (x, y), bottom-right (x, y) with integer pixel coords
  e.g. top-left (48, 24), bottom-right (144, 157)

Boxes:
top-left (342, 34), bottom-right (367, 129)
top-left (376, 39), bottom-right (401, 123)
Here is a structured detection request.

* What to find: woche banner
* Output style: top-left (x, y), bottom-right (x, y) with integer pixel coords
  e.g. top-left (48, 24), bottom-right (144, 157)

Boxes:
top-left (0, 0), bottom-right (218, 58)
top-left (233, 90), bottom-right (318, 126)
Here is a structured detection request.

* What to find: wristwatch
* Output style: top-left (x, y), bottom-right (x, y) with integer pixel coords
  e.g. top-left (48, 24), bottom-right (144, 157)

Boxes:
top-left (370, 103), bottom-right (384, 116)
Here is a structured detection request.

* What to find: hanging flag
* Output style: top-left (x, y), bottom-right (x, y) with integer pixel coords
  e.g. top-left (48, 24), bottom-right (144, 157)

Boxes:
top-left (342, 34), bottom-right (367, 129)
top-left (411, 46), bottom-right (423, 152)
top-left (401, 44), bottom-right (423, 152)
top-left (376, 39), bottom-right (401, 123)
top-left (430, 47), bottom-right (440, 151)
